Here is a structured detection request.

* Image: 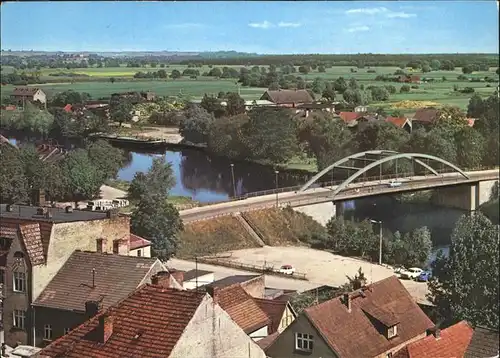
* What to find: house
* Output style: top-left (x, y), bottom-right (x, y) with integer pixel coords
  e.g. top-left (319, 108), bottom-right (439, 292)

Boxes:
top-left (128, 233), bottom-right (152, 257)
top-left (201, 274), bottom-right (266, 298)
top-left (265, 276), bottom-right (434, 358)
top-left (244, 100), bottom-right (276, 111)
top-left (394, 321), bottom-right (474, 358)
top-left (386, 116), bottom-right (413, 133)
top-left (62, 104), bottom-right (72, 113)
top-left (464, 325), bottom-right (499, 358)
top-left (10, 87), bottom-right (47, 105)
top-left (398, 75), bottom-right (420, 84)
top-left (339, 111), bottom-right (363, 124)
top-left (260, 89), bottom-right (314, 108)
top-left (254, 298), bottom-right (297, 350)
top-left (0, 204), bottom-right (142, 346)
top-left (466, 118), bottom-right (476, 127)
top-left (181, 269), bottom-right (215, 290)
top-left (295, 102), bottom-right (337, 118)
top-left (32, 250), bottom-right (178, 346)
top-left (412, 108), bottom-right (439, 127)
top-left (355, 105), bottom-right (369, 113)
top-left (37, 272), bottom-right (266, 358)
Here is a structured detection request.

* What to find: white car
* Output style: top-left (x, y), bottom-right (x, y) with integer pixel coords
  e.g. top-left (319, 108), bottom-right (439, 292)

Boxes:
top-left (279, 264), bottom-right (295, 275)
top-left (388, 180), bottom-right (402, 188)
top-left (400, 267), bottom-right (423, 280)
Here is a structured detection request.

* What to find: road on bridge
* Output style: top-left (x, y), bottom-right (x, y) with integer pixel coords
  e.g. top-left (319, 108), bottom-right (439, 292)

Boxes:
top-left (180, 170), bottom-right (498, 223)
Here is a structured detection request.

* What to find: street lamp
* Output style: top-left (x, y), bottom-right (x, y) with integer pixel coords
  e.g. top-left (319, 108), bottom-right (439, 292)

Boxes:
top-left (370, 219), bottom-right (383, 265)
top-left (230, 164), bottom-right (236, 198)
top-left (275, 170), bottom-right (279, 207)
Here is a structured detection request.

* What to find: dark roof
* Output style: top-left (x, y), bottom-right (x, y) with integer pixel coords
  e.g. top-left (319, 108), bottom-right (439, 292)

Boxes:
top-left (39, 285), bottom-right (206, 358)
top-left (257, 332), bottom-right (279, 350)
top-left (465, 326), bottom-right (500, 358)
top-left (206, 275), bottom-right (260, 289)
top-left (33, 251), bottom-right (160, 312)
top-left (11, 86), bottom-right (42, 96)
top-left (212, 284), bottom-right (271, 334)
top-left (397, 320), bottom-right (474, 358)
top-left (261, 89), bottom-right (314, 104)
top-left (255, 298), bottom-right (290, 333)
top-left (183, 269), bottom-right (213, 282)
top-left (413, 108), bottom-right (439, 123)
top-left (0, 204), bottom-right (109, 223)
top-left (303, 276), bottom-right (434, 358)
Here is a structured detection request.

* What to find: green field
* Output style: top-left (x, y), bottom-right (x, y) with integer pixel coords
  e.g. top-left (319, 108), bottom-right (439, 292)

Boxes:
top-left (2, 64), bottom-right (498, 107)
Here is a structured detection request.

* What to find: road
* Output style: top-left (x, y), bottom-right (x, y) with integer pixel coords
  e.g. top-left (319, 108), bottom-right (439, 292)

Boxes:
top-left (180, 170), bottom-right (498, 222)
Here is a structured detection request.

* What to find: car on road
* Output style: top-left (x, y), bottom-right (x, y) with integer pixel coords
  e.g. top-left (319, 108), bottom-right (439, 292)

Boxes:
top-left (388, 180), bottom-right (403, 188)
top-left (393, 265), bottom-right (406, 278)
top-left (279, 264), bottom-right (296, 275)
top-left (416, 270), bottom-right (432, 282)
top-left (400, 267), bottom-right (423, 280)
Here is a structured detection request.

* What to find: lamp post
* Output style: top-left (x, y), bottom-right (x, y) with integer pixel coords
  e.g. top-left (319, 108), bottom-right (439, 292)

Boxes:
top-left (275, 170), bottom-right (279, 207)
top-left (230, 164), bottom-right (236, 198)
top-left (370, 219), bottom-right (383, 265)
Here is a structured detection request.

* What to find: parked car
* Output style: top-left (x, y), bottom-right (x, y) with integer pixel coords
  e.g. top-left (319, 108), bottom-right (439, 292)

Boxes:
top-left (416, 270), bottom-right (432, 282)
top-left (279, 264), bottom-right (296, 275)
top-left (388, 180), bottom-right (402, 188)
top-left (393, 265), bottom-right (406, 278)
top-left (400, 267), bottom-right (423, 280)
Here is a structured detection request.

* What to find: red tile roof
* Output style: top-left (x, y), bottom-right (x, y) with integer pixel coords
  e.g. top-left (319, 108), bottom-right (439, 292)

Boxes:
top-left (129, 233), bottom-right (151, 250)
top-left (63, 104), bottom-right (72, 113)
top-left (212, 284), bottom-right (271, 334)
top-left (304, 276), bottom-right (434, 358)
top-left (19, 223), bottom-right (45, 265)
top-left (255, 298), bottom-right (289, 334)
top-left (386, 116), bottom-right (409, 128)
top-left (399, 321), bottom-right (474, 358)
top-left (339, 112), bottom-right (363, 123)
top-left (465, 118), bottom-right (476, 127)
top-left (39, 285), bottom-right (206, 358)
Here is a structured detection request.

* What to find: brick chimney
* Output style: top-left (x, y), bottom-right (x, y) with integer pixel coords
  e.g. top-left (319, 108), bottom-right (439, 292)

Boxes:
top-left (97, 314), bottom-right (114, 343)
top-left (152, 271), bottom-right (174, 288)
top-left (169, 269), bottom-right (184, 285)
top-left (343, 293), bottom-right (351, 312)
top-left (96, 238), bottom-right (107, 254)
top-left (205, 285), bottom-right (220, 304)
top-left (85, 300), bottom-right (101, 318)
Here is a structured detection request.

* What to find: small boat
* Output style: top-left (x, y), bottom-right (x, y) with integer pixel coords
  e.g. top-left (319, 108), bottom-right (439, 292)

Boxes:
top-left (90, 133), bottom-right (168, 150)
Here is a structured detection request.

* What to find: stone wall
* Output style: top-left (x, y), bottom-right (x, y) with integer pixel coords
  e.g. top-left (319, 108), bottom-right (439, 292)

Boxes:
top-left (293, 202), bottom-right (336, 226)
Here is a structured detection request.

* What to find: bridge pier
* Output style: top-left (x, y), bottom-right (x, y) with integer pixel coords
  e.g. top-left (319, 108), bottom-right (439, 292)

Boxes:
top-left (431, 180), bottom-right (497, 211)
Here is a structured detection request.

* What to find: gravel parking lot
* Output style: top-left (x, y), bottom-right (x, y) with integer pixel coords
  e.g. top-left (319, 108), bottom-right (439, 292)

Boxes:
top-left (209, 246), bottom-right (431, 304)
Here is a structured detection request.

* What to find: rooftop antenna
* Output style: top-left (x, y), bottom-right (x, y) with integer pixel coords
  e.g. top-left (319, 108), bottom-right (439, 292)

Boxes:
top-left (92, 268), bottom-right (96, 288)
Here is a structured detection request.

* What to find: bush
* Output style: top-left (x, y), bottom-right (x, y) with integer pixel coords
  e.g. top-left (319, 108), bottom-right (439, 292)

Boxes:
top-left (384, 85), bottom-right (397, 94)
top-left (400, 85), bottom-right (411, 93)
top-left (460, 87), bottom-right (475, 94)
top-left (367, 69), bottom-right (377, 73)
top-left (411, 85), bottom-right (419, 89)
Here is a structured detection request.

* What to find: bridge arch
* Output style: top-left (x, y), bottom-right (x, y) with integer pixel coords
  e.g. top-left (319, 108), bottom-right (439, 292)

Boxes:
top-left (299, 152), bottom-right (469, 193)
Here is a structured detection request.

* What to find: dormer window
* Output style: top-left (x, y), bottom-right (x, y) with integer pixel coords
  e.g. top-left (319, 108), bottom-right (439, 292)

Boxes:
top-left (387, 324), bottom-right (398, 339)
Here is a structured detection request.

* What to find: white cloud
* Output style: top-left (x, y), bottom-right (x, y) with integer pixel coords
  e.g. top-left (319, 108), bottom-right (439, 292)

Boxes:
top-left (346, 7), bottom-right (388, 15)
top-left (278, 22), bottom-right (301, 28)
top-left (346, 7), bottom-right (416, 19)
top-left (347, 26), bottom-right (370, 33)
top-left (248, 21), bottom-right (274, 29)
top-left (386, 12), bottom-right (416, 19)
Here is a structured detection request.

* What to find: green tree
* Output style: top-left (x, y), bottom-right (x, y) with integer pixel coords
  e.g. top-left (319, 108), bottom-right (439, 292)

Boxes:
top-left (170, 69), bottom-right (181, 79)
top-left (321, 82), bottom-right (336, 102)
top-left (355, 121), bottom-right (410, 152)
top-left (110, 99), bottom-right (133, 127)
top-left (0, 145), bottom-right (28, 204)
top-left (86, 140), bottom-right (125, 181)
top-left (454, 127), bottom-right (484, 169)
top-left (298, 65), bottom-right (310, 74)
top-left (428, 213), bottom-right (499, 328)
top-left (44, 162), bottom-right (66, 203)
top-left (348, 78), bottom-right (359, 90)
top-left (430, 59), bottom-right (441, 71)
top-left (370, 87), bottom-right (390, 101)
top-left (346, 267), bottom-right (368, 289)
top-left (50, 90), bottom-right (91, 107)
top-left (226, 92), bottom-right (246, 116)
top-left (179, 104), bottom-right (215, 144)
top-left (462, 65), bottom-right (474, 74)
top-left (131, 193), bottom-right (183, 260)
top-left (403, 227), bottom-right (432, 267)
top-left (109, 77), bottom-right (116, 84)
top-left (200, 94), bottom-right (226, 118)
top-left (60, 149), bottom-right (101, 204)
top-left (19, 145), bottom-right (47, 201)
top-left (333, 77), bottom-right (348, 93)
top-left (207, 114), bottom-right (249, 159)
top-left (467, 94), bottom-right (485, 118)
top-left (343, 89), bottom-right (369, 106)
top-left (128, 156), bottom-right (176, 200)
top-left (421, 63), bottom-right (431, 73)
top-left (400, 85), bottom-right (411, 93)
top-left (312, 77), bottom-right (326, 94)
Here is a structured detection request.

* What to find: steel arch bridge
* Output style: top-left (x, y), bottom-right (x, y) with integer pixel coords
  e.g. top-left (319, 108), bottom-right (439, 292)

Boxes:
top-left (298, 150), bottom-right (469, 193)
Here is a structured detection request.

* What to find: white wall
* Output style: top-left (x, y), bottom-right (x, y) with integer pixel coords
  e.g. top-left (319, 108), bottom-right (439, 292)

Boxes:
top-left (129, 246), bottom-right (151, 258)
top-left (183, 273), bottom-right (215, 290)
top-left (249, 325), bottom-right (269, 341)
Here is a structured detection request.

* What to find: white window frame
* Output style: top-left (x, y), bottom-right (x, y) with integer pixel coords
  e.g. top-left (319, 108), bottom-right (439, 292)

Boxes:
top-left (13, 271), bottom-right (26, 293)
top-left (64, 327), bottom-right (71, 335)
top-left (295, 332), bottom-right (314, 352)
top-left (388, 325), bottom-right (398, 338)
top-left (13, 310), bottom-right (25, 329)
top-left (44, 324), bottom-right (53, 340)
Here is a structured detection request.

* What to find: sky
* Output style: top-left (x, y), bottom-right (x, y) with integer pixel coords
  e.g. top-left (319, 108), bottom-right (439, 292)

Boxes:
top-left (1, 1), bottom-right (498, 54)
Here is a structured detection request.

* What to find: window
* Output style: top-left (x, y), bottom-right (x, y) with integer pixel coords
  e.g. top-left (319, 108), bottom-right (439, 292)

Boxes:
top-left (13, 310), bottom-right (25, 329)
top-left (44, 324), bottom-right (53, 340)
top-left (137, 249), bottom-right (142, 257)
top-left (0, 268), bottom-right (4, 284)
top-left (64, 327), bottom-right (71, 335)
top-left (388, 325), bottom-right (398, 339)
top-left (13, 271), bottom-right (26, 292)
top-left (295, 333), bottom-right (313, 352)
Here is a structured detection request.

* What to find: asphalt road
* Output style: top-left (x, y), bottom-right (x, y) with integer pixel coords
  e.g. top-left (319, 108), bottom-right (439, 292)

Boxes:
top-left (180, 170), bottom-right (498, 222)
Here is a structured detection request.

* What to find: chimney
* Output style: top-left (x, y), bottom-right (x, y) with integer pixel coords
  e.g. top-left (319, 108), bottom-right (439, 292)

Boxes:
top-left (96, 238), bottom-right (107, 253)
top-left (205, 285), bottom-right (220, 304)
top-left (343, 293), bottom-right (351, 312)
top-left (169, 269), bottom-right (184, 285)
top-left (85, 300), bottom-right (101, 318)
top-left (97, 314), bottom-right (114, 343)
top-left (151, 271), bottom-right (174, 288)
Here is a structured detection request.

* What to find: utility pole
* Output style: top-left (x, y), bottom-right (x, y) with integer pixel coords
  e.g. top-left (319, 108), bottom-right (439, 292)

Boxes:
top-left (230, 164), bottom-right (236, 198)
top-left (275, 170), bottom-right (279, 207)
top-left (370, 219), bottom-right (383, 265)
